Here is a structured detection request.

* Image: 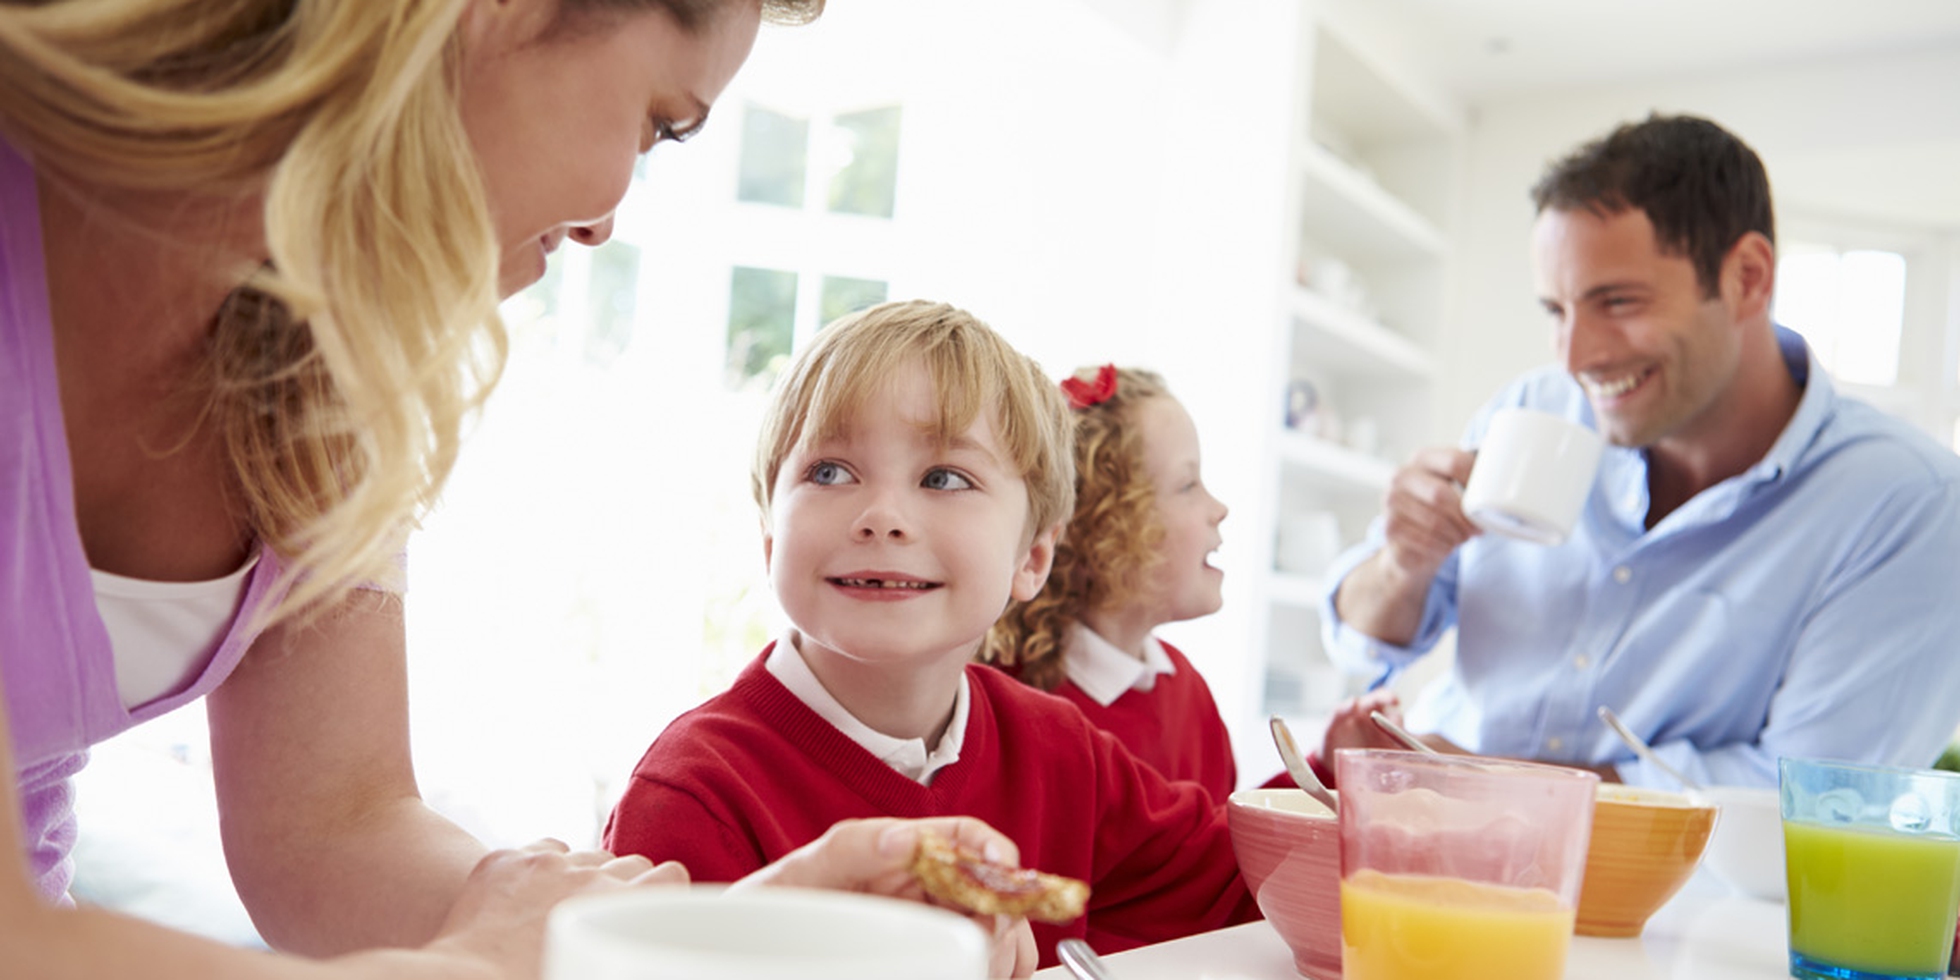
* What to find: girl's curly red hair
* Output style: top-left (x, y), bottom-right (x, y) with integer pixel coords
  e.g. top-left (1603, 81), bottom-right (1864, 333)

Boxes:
top-left (983, 366), bottom-right (1170, 691)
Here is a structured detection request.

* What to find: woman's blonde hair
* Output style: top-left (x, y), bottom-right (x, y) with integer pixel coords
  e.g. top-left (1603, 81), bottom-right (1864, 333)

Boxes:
top-left (984, 366), bottom-right (1169, 691)
top-left (752, 299), bottom-right (1076, 540)
top-left (0, 0), bottom-right (818, 627)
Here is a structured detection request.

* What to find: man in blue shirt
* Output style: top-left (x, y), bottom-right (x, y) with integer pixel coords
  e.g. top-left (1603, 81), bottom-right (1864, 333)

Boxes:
top-left (1321, 114), bottom-right (1960, 789)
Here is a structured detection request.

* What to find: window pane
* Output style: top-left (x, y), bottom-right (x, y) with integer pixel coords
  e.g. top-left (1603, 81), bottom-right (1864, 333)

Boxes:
top-left (738, 106), bottom-right (808, 207)
top-left (585, 241), bottom-right (641, 367)
top-left (819, 276), bottom-right (888, 327)
top-left (1774, 244), bottom-right (1905, 387)
top-left (827, 106), bottom-right (902, 218)
top-left (725, 266), bottom-right (798, 390)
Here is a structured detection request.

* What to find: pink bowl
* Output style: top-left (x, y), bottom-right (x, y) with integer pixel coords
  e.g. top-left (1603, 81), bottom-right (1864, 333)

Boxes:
top-left (1227, 788), bottom-right (1341, 980)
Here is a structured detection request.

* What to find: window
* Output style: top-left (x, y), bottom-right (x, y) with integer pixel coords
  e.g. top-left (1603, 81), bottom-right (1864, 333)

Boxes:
top-left (725, 266), bottom-right (800, 389)
top-left (820, 275), bottom-right (889, 325)
top-left (737, 106), bottom-right (809, 207)
top-left (1775, 243), bottom-right (1906, 386)
top-left (737, 102), bottom-right (902, 219)
top-left (585, 241), bottom-right (641, 367)
top-left (827, 107), bottom-right (903, 218)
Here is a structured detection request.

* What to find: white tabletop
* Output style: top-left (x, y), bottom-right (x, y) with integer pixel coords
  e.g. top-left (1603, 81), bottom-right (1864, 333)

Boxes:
top-left (1034, 871), bottom-right (1789, 979)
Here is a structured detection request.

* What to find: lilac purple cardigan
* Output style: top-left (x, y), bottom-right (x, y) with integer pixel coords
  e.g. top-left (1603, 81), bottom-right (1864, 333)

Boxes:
top-left (1, 139), bottom-right (285, 903)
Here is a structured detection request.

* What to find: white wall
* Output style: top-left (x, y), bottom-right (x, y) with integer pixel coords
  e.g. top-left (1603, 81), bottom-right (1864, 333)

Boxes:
top-left (1442, 46), bottom-right (1960, 433)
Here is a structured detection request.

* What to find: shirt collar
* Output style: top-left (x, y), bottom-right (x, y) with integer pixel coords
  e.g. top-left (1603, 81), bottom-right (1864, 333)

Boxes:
top-left (765, 630), bottom-right (968, 785)
top-left (1063, 622), bottom-right (1177, 707)
top-left (1745, 325), bottom-right (1834, 485)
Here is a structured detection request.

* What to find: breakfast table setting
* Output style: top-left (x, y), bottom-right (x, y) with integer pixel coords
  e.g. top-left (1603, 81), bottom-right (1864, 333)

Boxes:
top-left (1031, 869), bottom-right (1789, 980)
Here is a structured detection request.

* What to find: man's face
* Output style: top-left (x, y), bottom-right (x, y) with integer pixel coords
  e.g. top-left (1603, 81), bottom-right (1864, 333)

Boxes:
top-left (1533, 207), bottom-right (1743, 449)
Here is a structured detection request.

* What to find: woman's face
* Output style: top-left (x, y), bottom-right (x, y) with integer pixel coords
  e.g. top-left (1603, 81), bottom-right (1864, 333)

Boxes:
top-left (457, 0), bottom-right (761, 297)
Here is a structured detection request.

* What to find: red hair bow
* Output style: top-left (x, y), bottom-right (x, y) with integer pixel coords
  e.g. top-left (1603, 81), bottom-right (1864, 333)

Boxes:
top-left (1061, 364), bottom-right (1118, 409)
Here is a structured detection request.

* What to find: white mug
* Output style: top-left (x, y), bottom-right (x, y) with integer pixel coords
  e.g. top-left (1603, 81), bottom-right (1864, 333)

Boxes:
top-left (1460, 408), bottom-right (1603, 546)
top-left (543, 885), bottom-right (990, 980)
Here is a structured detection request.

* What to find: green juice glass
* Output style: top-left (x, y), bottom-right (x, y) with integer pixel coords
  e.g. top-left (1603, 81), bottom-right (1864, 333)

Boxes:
top-left (1779, 757), bottom-right (1960, 980)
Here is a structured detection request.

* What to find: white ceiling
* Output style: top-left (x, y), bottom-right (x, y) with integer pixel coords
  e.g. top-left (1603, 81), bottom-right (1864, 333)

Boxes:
top-left (1321, 0), bottom-right (1960, 103)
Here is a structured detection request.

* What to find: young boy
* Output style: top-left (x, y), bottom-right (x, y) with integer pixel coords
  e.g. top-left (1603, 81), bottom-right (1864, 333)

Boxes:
top-left (604, 300), bottom-right (1257, 966)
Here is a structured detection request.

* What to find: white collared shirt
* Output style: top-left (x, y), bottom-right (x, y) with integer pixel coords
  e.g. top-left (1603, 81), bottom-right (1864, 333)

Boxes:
top-left (765, 630), bottom-right (969, 785)
top-left (1063, 622), bottom-right (1177, 708)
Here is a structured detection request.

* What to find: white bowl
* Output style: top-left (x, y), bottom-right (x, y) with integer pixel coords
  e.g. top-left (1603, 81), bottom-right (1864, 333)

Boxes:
top-left (1699, 785), bottom-right (1786, 902)
top-left (544, 885), bottom-right (990, 980)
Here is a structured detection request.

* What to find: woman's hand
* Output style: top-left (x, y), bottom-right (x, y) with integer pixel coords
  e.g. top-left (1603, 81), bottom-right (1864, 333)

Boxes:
top-left (423, 839), bottom-right (687, 980)
top-left (734, 816), bottom-right (1039, 978)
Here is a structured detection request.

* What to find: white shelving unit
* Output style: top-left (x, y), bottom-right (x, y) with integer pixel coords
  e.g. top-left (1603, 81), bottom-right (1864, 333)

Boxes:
top-left (1248, 8), bottom-right (1462, 742)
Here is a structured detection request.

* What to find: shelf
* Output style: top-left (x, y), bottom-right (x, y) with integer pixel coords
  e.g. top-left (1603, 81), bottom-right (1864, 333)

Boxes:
top-left (1266, 572), bottom-right (1326, 611)
top-left (1298, 142), bottom-right (1448, 262)
top-left (1290, 288), bottom-right (1438, 380)
top-left (1276, 431), bottom-right (1395, 491)
top-left (1309, 19), bottom-right (1460, 149)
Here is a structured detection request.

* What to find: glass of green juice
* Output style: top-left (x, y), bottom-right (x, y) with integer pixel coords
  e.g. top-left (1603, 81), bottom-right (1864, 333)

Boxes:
top-left (1779, 757), bottom-right (1960, 980)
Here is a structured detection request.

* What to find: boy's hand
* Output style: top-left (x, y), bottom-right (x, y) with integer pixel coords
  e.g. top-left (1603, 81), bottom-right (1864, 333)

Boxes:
top-left (731, 816), bottom-right (1038, 977)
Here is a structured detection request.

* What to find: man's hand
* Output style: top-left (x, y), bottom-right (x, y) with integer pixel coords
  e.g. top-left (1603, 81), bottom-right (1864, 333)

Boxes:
top-left (1379, 446), bottom-right (1480, 580)
top-left (1335, 446), bottom-right (1479, 646)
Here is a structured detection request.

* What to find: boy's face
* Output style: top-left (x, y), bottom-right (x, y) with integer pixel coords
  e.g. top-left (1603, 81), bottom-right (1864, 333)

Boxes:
top-left (763, 361), bottom-right (1057, 669)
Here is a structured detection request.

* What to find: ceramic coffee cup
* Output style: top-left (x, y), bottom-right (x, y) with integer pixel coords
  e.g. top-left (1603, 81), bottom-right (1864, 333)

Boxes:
top-left (1460, 408), bottom-right (1604, 546)
top-left (543, 885), bottom-right (990, 980)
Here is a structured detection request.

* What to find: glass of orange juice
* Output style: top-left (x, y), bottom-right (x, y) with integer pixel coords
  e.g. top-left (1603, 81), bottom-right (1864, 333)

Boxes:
top-left (1780, 757), bottom-right (1960, 980)
top-left (1334, 750), bottom-right (1599, 980)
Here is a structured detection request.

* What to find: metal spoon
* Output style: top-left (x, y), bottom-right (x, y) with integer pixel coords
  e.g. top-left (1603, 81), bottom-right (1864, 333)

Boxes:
top-left (1597, 705), bottom-right (1704, 793)
top-left (1268, 715), bottom-right (1340, 814)
top-left (1369, 710), bottom-right (1443, 756)
top-left (1058, 938), bottom-right (1115, 980)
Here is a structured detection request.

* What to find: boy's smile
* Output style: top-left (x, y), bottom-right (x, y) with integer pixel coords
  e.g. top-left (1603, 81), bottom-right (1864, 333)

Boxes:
top-left (762, 361), bottom-right (1057, 737)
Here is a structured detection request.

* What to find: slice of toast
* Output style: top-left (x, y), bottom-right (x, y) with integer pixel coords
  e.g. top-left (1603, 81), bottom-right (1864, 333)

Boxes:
top-left (908, 831), bottom-right (1089, 925)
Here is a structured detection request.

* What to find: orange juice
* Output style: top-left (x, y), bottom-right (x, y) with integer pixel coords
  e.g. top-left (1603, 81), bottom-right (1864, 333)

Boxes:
top-left (1341, 869), bottom-right (1575, 980)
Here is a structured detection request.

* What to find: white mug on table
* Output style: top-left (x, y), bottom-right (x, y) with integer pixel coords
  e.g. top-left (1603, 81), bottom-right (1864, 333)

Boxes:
top-left (544, 886), bottom-right (990, 980)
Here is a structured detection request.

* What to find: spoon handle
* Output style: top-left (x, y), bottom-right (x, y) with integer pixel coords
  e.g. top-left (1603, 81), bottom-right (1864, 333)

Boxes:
top-left (1597, 705), bottom-right (1702, 792)
top-left (1268, 715), bottom-right (1341, 814)
top-left (1058, 938), bottom-right (1115, 980)
top-left (1369, 710), bottom-right (1442, 756)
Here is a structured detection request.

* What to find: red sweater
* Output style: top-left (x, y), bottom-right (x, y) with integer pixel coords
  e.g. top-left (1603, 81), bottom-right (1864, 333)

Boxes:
top-left (1044, 639), bottom-right (1238, 801)
top-left (604, 647), bottom-right (1259, 966)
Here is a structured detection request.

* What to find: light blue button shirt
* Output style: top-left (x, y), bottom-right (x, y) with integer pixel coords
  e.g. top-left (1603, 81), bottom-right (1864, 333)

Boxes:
top-left (1322, 329), bottom-right (1960, 789)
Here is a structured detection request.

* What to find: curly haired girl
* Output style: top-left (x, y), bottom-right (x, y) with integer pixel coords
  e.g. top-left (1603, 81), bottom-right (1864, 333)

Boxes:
top-left (983, 365), bottom-right (1237, 799)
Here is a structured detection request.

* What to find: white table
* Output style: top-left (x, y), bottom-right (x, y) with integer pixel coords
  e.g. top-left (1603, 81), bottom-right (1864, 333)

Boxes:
top-left (1034, 871), bottom-right (1790, 979)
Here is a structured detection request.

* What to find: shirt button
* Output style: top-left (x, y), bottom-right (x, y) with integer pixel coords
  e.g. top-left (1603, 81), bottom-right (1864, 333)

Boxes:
top-left (1613, 566), bottom-right (1632, 584)
top-left (1574, 655), bottom-right (1591, 670)
top-left (1547, 736), bottom-right (1565, 752)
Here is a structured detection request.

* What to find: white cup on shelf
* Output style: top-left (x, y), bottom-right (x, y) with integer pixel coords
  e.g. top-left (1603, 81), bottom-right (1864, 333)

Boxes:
top-left (1460, 408), bottom-right (1603, 546)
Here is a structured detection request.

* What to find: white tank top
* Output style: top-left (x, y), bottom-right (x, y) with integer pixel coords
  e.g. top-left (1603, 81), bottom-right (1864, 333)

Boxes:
top-left (90, 552), bottom-right (259, 710)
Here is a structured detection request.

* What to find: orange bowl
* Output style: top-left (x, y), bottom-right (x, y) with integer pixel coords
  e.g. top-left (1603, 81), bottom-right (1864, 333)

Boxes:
top-left (1575, 784), bottom-right (1717, 937)
top-left (1226, 789), bottom-right (1340, 980)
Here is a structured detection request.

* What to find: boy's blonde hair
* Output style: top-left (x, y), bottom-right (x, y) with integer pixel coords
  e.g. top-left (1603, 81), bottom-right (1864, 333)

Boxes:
top-left (985, 366), bottom-right (1171, 691)
top-left (0, 0), bottom-right (817, 627)
top-left (752, 299), bottom-right (1075, 538)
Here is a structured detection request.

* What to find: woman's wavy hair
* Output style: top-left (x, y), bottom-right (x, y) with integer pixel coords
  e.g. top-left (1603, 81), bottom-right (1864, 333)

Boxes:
top-left (984, 366), bottom-right (1168, 691)
top-left (0, 0), bottom-right (818, 627)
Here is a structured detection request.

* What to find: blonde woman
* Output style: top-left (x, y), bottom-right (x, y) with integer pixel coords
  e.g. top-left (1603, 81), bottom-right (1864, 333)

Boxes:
top-left (0, 1), bottom-right (1030, 977)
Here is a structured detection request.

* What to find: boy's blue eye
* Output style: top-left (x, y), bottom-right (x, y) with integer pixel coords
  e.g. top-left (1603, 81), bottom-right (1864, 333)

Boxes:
top-left (922, 468), bottom-right (973, 492)
top-left (809, 461), bottom-right (851, 485)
